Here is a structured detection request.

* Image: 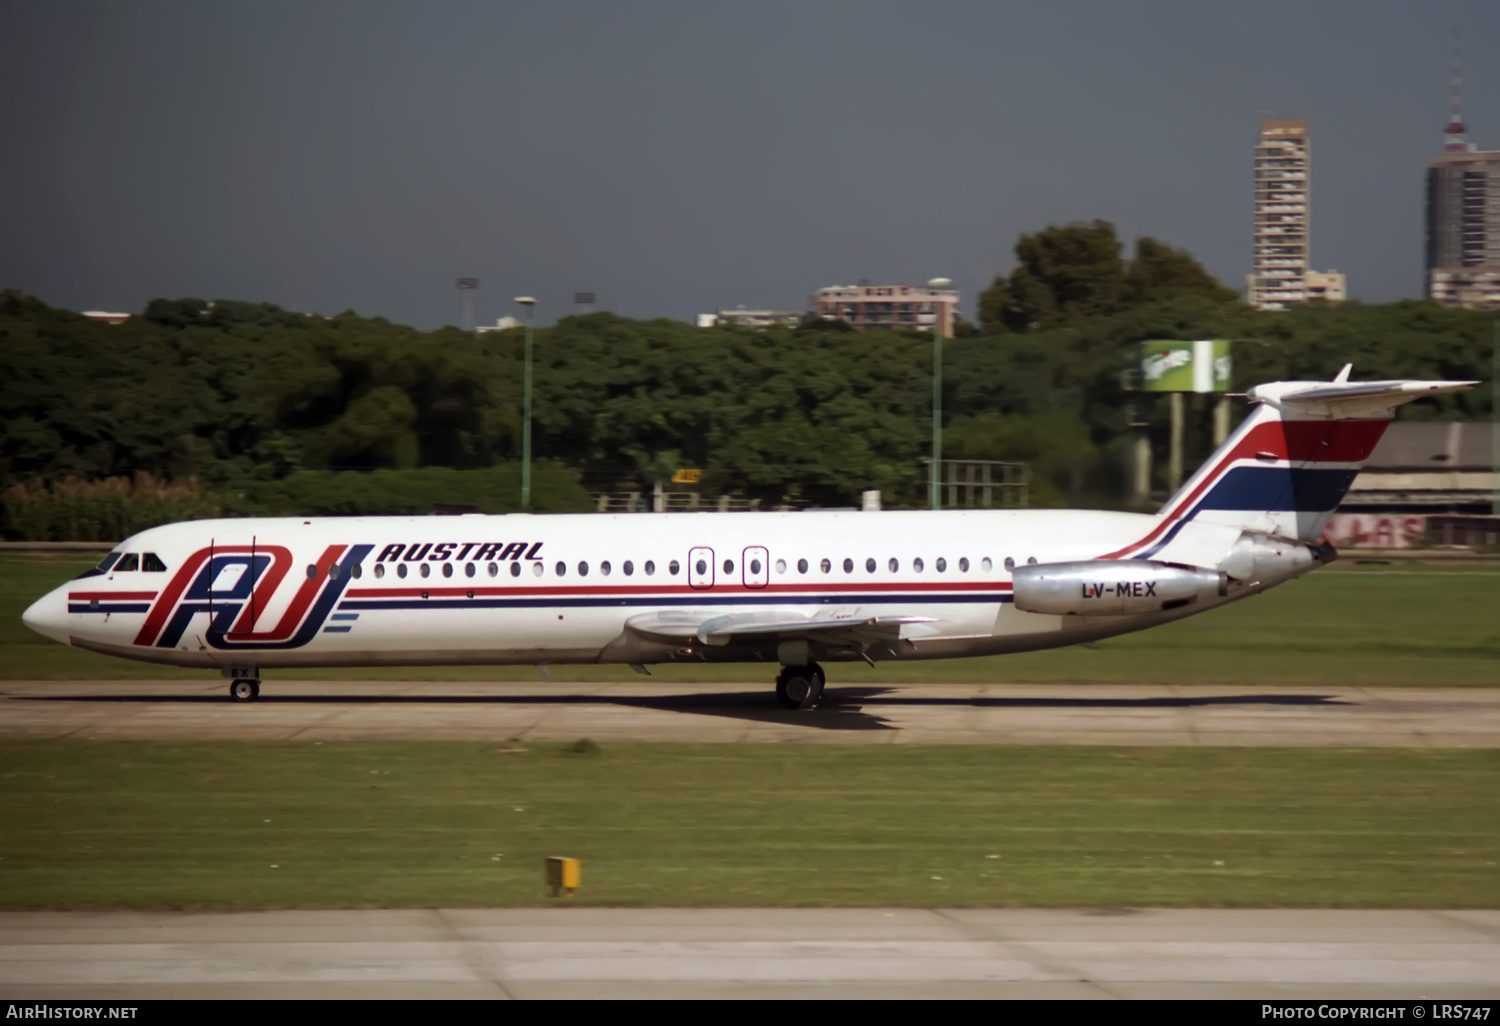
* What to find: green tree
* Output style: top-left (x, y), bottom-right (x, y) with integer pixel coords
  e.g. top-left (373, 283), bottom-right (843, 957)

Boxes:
top-left (978, 220), bottom-right (1130, 333)
top-left (1126, 237), bottom-right (1240, 306)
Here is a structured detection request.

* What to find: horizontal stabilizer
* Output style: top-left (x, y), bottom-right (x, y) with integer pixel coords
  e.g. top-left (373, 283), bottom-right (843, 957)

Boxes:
top-left (1249, 377), bottom-right (1477, 420)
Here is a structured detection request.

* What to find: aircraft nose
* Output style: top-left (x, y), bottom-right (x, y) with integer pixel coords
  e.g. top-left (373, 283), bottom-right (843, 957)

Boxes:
top-left (22, 589), bottom-right (72, 646)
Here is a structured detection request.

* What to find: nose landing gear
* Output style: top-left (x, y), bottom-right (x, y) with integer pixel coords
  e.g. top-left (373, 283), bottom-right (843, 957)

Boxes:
top-left (229, 678), bottom-right (260, 702)
top-left (775, 663), bottom-right (825, 710)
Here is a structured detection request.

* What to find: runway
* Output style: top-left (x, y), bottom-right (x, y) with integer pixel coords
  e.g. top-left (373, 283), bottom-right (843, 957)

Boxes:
top-left (2, 907), bottom-right (1498, 999)
top-left (3, 679), bottom-right (1500, 746)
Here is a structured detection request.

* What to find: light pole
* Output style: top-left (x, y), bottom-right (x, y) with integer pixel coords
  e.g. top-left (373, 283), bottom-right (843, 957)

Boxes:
top-left (928, 277), bottom-right (952, 511)
top-left (514, 296), bottom-right (537, 509)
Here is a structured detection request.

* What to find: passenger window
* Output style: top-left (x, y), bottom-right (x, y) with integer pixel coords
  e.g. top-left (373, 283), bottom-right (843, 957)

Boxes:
top-left (913, 557), bottom-right (924, 572)
top-left (306, 564), bottom-right (318, 580)
top-left (958, 557), bottom-right (969, 572)
top-left (351, 563), bottom-right (362, 579)
top-left (842, 558), bottom-right (854, 573)
top-left (723, 559), bottom-right (734, 574)
top-left (1004, 557), bottom-right (1015, 570)
top-left (555, 561), bottom-right (566, 577)
top-left (645, 560), bottom-right (656, 576)
top-left (420, 564), bottom-right (431, 578)
top-left (797, 559), bottom-right (808, 574)
top-left (750, 558), bottom-right (762, 574)
top-left (508, 562), bottom-right (519, 577)
top-left (935, 557), bottom-right (947, 572)
top-left (531, 562), bottom-right (543, 577)
top-left (981, 557), bottom-right (993, 572)
top-left (329, 564), bottom-right (340, 580)
top-left (114, 554), bottom-right (139, 572)
top-left (1027, 556), bottom-right (1038, 565)
top-left (774, 559), bottom-right (786, 574)
top-left (442, 563), bottom-right (454, 578)
top-left (488, 562), bottom-right (499, 577)
top-left (141, 553), bottom-right (167, 572)
top-left (578, 561), bottom-right (589, 577)
top-left (865, 558), bottom-right (876, 573)
top-left (623, 560), bottom-right (634, 576)
top-left (820, 558), bottom-right (831, 573)
top-left (375, 564), bottom-right (386, 579)
top-left (397, 564), bottom-right (407, 579)
top-left (668, 560), bottom-right (679, 575)
top-left (465, 563), bottom-right (476, 578)
top-left (695, 559), bottom-right (707, 575)
top-left (889, 558), bottom-right (899, 572)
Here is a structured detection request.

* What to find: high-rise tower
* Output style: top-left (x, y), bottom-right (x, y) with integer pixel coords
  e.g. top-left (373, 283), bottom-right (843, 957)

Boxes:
top-left (1426, 46), bottom-right (1500, 309)
top-left (1249, 120), bottom-right (1312, 309)
top-left (1247, 119), bottom-right (1345, 309)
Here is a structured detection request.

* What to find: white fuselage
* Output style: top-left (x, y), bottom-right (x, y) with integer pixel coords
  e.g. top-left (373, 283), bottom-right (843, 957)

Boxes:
top-left (25, 508), bottom-right (1310, 672)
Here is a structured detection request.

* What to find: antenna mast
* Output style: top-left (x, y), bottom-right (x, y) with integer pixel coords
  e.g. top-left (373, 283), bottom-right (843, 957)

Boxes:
top-left (1443, 39), bottom-right (1469, 153)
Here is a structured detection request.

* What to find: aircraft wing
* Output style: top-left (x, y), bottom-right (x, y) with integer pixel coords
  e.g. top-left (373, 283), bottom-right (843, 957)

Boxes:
top-left (624, 610), bottom-right (934, 647)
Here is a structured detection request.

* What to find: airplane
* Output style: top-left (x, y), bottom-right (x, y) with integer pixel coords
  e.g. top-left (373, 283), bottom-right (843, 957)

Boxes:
top-left (21, 369), bottom-right (1475, 709)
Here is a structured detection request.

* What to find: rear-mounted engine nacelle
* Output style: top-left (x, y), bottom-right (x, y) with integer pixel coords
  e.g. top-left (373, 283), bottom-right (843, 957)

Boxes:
top-left (1012, 560), bottom-right (1228, 616)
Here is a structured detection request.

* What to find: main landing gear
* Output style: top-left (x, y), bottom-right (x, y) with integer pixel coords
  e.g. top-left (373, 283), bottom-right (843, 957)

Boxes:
top-left (229, 678), bottom-right (261, 702)
top-left (775, 663), bottom-right (825, 710)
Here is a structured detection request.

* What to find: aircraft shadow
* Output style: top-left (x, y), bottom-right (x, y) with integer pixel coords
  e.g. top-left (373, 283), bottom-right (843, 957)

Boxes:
top-left (15, 687), bottom-right (1350, 734)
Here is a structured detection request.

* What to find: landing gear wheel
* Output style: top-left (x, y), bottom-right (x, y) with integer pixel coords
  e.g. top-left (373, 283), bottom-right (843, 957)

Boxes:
top-left (229, 678), bottom-right (260, 703)
top-left (775, 665), bottom-right (824, 711)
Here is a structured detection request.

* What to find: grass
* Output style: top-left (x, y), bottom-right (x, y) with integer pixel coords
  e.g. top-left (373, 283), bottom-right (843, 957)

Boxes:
top-left (0, 740), bottom-right (1496, 910)
top-left (5, 553), bottom-right (1498, 685)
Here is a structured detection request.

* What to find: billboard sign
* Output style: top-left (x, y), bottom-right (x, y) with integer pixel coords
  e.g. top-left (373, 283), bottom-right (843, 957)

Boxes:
top-left (1141, 339), bottom-right (1231, 393)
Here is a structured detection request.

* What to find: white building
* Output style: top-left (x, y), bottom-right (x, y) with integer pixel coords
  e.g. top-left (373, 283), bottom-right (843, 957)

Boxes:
top-left (811, 283), bottom-right (959, 336)
top-left (698, 307), bottom-right (805, 329)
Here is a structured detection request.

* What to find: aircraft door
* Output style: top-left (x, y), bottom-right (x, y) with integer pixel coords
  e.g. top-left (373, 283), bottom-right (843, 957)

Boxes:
top-left (742, 546), bottom-right (769, 589)
top-left (688, 547), bottom-right (714, 590)
top-left (185, 534), bottom-right (272, 642)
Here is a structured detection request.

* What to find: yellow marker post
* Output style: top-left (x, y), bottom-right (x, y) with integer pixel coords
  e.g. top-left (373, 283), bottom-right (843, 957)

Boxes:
top-left (546, 856), bottom-right (580, 897)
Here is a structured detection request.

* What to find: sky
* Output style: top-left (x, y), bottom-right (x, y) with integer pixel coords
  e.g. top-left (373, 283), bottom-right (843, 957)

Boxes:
top-left (4, 0), bottom-right (1500, 328)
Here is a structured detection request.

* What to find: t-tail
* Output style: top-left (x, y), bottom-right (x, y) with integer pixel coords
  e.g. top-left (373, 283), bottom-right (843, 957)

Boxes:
top-left (1154, 366), bottom-right (1477, 546)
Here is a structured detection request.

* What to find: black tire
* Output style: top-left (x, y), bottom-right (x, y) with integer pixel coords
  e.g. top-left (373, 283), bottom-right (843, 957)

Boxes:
top-left (775, 668), bottom-right (819, 711)
top-left (230, 678), bottom-right (259, 703)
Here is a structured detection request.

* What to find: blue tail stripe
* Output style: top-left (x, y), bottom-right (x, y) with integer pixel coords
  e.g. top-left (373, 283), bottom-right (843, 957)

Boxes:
top-left (1197, 467), bottom-right (1360, 513)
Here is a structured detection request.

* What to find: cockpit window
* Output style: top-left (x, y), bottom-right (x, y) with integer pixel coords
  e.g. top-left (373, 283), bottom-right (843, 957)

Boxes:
top-left (74, 552), bottom-right (122, 580)
top-left (141, 553), bottom-right (168, 572)
top-left (114, 553), bottom-right (140, 572)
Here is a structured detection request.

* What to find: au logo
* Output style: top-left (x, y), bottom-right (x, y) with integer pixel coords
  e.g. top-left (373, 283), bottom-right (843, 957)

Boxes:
top-left (135, 543), bottom-right (373, 651)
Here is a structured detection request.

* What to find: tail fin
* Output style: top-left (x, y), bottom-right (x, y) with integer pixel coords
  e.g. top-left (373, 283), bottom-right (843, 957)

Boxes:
top-left (1153, 371), bottom-right (1476, 544)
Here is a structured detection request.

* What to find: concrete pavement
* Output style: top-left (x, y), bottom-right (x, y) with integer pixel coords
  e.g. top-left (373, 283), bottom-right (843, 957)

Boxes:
top-left (2, 907), bottom-right (1498, 999)
top-left (3, 679), bottom-right (1500, 746)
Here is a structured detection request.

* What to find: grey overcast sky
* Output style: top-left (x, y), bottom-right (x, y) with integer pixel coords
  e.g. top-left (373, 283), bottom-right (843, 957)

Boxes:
top-left (3, 0), bottom-right (1499, 328)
